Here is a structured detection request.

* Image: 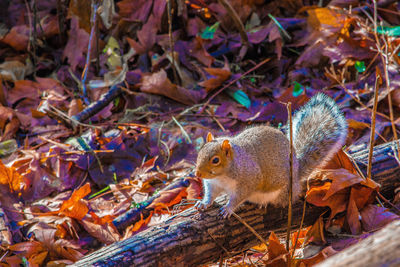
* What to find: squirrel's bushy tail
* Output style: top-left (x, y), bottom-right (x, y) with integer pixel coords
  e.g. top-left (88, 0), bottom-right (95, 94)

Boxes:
top-left (290, 93), bottom-right (347, 183)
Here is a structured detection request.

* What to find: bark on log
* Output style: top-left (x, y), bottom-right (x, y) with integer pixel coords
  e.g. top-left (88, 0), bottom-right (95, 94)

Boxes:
top-left (72, 140), bottom-right (400, 267)
top-left (316, 220), bottom-right (400, 267)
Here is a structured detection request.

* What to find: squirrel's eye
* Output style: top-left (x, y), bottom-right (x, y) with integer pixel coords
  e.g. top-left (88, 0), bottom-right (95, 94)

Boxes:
top-left (211, 156), bottom-right (220, 165)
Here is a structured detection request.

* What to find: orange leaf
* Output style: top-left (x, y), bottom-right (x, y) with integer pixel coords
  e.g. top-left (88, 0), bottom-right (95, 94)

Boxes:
top-left (0, 159), bottom-right (27, 193)
top-left (290, 226), bottom-right (311, 249)
top-left (149, 187), bottom-right (188, 212)
top-left (198, 68), bottom-right (231, 92)
top-left (90, 212), bottom-right (115, 225)
top-left (306, 181), bottom-right (332, 206)
top-left (131, 211), bottom-right (153, 233)
top-left (8, 241), bottom-right (46, 256)
top-left (267, 231), bottom-right (287, 260)
top-left (58, 183), bottom-right (91, 220)
top-left (307, 7), bottom-right (345, 30)
top-left (29, 250), bottom-right (48, 266)
top-left (323, 150), bottom-right (357, 174)
top-left (305, 215), bottom-right (326, 245)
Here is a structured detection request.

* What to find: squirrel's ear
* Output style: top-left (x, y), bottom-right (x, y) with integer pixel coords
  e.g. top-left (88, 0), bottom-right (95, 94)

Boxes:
top-left (206, 132), bottom-right (214, 142)
top-left (221, 140), bottom-right (231, 155)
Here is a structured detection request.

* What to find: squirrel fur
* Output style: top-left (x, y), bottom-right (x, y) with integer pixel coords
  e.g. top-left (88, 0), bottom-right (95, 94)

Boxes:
top-left (194, 93), bottom-right (347, 218)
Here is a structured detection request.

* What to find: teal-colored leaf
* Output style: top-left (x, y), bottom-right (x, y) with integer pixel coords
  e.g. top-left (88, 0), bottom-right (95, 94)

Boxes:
top-left (77, 137), bottom-right (91, 151)
top-left (201, 22), bottom-right (220, 39)
top-left (292, 81), bottom-right (304, 97)
top-left (377, 26), bottom-right (400, 36)
top-left (227, 89), bottom-right (251, 108)
top-left (355, 61), bottom-right (366, 73)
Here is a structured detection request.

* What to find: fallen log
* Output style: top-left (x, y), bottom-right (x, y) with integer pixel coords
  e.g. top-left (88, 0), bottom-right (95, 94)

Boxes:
top-left (316, 220), bottom-right (400, 267)
top-left (72, 140), bottom-right (400, 267)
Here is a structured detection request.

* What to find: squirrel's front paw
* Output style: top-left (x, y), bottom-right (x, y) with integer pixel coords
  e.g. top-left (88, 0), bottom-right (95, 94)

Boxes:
top-left (219, 206), bottom-right (233, 219)
top-left (194, 200), bottom-right (211, 211)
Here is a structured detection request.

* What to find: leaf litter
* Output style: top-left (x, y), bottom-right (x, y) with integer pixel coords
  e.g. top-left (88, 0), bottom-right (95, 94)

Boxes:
top-left (0, 0), bottom-right (399, 266)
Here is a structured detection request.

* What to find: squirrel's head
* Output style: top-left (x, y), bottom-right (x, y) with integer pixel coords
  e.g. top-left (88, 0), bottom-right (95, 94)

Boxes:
top-left (195, 132), bottom-right (233, 179)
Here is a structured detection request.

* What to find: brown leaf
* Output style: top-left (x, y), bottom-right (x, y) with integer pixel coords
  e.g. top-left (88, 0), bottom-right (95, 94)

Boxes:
top-left (267, 231), bottom-right (287, 260)
top-left (1, 25), bottom-right (29, 51)
top-left (141, 69), bottom-right (204, 105)
top-left (62, 16), bottom-right (89, 71)
top-left (305, 215), bottom-right (326, 245)
top-left (186, 177), bottom-right (203, 200)
top-left (306, 181), bottom-right (348, 222)
top-left (297, 246), bottom-right (338, 266)
top-left (198, 68), bottom-right (231, 92)
top-left (360, 205), bottom-right (399, 232)
top-left (0, 106), bottom-right (21, 141)
top-left (323, 150), bottom-right (357, 174)
top-left (149, 187), bottom-right (188, 212)
top-left (321, 169), bottom-right (363, 200)
top-left (346, 193), bottom-right (361, 235)
top-left (68, 0), bottom-right (92, 32)
top-left (7, 80), bottom-right (40, 105)
top-left (81, 217), bottom-right (120, 244)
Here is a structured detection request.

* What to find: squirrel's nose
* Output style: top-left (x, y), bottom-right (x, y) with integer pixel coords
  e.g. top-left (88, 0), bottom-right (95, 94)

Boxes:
top-left (195, 171), bottom-right (202, 178)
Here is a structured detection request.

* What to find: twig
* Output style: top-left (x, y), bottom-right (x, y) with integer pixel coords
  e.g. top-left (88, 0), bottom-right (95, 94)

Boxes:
top-left (71, 83), bottom-right (123, 124)
top-left (24, 0), bottom-right (36, 76)
top-left (95, 15), bottom-right (100, 76)
top-left (199, 57), bottom-right (271, 114)
top-left (367, 75), bottom-right (380, 180)
top-left (326, 67), bottom-right (390, 120)
top-left (57, 0), bottom-right (66, 44)
top-left (372, 0), bottom-right (400, 167)
top-left (46, 104), bottom-right (102, 129)
top-left (286, 102), bottom-right (293, 253)
top-left (81, 1), bottom-right (100, 100)
top-left (231, 212), bottom-right (268, 246)
top-left (290, 199), bottom-right (307, 262)
top-left (268, 14), bottom-right (291, 40)
top-left (377, 192), bottom-right (400, 213)
top-left (167, 0), bottom-right (179, 83)
top-left (172, 116), bottom-right (192, 144)
top-left (205, 109), bottom-right (226, 131)
top-left (217, 0), bottom-right (249, 48)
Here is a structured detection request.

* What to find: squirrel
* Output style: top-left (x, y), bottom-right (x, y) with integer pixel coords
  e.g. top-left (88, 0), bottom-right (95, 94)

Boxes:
top-left (194, 93), bottom-right (347, 218)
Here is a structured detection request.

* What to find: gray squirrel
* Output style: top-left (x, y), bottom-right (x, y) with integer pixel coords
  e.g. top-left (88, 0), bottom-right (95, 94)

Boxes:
top-left (194, 93), bottom-right (347, 218)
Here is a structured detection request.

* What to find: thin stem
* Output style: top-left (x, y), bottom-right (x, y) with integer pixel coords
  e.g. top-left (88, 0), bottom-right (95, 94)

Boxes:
top-left (286, 102), bottom-right (293, 254)
top-left (167, 0), bottom-right (179, 83)
top-left (367, 75), bottom-right (379, 180)
top-left (81, 1), bottom-right (99, 100)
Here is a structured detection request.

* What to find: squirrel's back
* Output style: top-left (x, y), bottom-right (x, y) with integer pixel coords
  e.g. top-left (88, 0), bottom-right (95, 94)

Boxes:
top-left (290, 93), bottom-right (347, 182)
